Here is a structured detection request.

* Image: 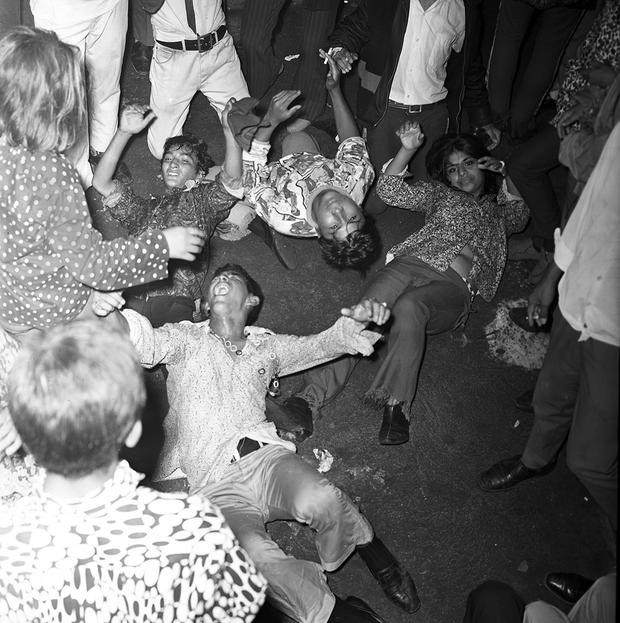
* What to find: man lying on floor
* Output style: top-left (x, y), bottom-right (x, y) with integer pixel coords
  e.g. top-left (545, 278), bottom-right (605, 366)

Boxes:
top-left (113, 263), bottom-right (420, 623)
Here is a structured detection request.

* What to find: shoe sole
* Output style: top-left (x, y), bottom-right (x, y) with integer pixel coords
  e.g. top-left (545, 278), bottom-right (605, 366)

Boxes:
top-left (379, 436), bottom-right (409, 446)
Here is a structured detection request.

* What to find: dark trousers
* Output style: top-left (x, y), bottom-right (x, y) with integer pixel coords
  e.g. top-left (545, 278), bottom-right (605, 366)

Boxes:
top-left (462, 581), bottom-right (524, 623)
top-left (488, 0), bottom-right (583, 127)
top-left (0, 0), bottom-right (33, 35)
top-left (522, 309), bottom-right (618, 529)
top-left (300, 257), bottom-right (471, 412)
top-left (239, 0), bottom-right (338, 120)
top-left (130, 0), bottom-right (153, 46)
top-left (507, 123), bottom-right (562, 251)
top-left (365, 101), bottom-right (449, 213)
top-left (368, 102), bottom-right (449, 179)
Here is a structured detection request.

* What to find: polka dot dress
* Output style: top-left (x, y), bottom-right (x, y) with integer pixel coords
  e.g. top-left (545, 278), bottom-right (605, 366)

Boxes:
top-left (0, 145), bottom-right (170, 332)
top-left (0, 461), bottom-right (267, 622)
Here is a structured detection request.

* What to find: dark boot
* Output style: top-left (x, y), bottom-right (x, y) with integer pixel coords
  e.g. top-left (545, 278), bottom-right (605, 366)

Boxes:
top-left (328, 596), bottom-right (387, 623)
top-left (357, 536), bottom-right (421, 613)
top-left (248, 217), bottom-right (298, 270)
top-left (378, 403), bottom-right (409, 445)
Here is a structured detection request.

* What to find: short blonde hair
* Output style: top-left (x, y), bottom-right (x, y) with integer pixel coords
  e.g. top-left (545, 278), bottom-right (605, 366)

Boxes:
top-left (0, 27), bottom-right (87, 153)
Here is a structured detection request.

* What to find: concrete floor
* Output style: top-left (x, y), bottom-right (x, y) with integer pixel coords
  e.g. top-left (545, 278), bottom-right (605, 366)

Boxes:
top-left (114, 2), bottom-right (612, 621)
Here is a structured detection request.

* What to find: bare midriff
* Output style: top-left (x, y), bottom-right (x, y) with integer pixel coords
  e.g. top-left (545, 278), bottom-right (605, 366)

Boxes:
top-left (449, 245), bottom-right (473, 281)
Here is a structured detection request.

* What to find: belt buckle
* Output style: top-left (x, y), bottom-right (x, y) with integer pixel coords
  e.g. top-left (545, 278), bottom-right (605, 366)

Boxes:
top-left (197, 32), bottom-right (214, 53)
top-left (406, 104), bottom-right (423, 114)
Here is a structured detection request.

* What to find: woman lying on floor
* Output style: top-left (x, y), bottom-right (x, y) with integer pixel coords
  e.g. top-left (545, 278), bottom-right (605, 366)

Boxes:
top-left (280, 122), bottom-right (529, 446)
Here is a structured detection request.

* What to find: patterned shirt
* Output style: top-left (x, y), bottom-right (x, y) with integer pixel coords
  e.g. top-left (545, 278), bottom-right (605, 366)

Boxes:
top-left (376, 176), bottom-right (528, 301)
top-left (0, 144), bottom-right (169, 332)
top-left (0, 461), bottom-right (267, 622)
top-left (242, 136), bottom-right (374, 237)
top-left (124, 312), bottom-right (379, 489)
top-left (102, 175), bottom-right (242, 300)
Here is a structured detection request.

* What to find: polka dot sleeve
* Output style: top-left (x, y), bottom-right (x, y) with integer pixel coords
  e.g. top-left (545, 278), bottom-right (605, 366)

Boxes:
top-left (45, 173), bottom-right (169, 291)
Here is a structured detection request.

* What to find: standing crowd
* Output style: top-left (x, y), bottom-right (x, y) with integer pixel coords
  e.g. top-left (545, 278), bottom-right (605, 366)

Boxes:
top-left (0, 1), bottom-right (617, 622)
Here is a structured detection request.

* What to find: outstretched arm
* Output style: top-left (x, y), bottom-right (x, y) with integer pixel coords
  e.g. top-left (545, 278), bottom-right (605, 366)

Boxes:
top-left (320, 49), bottom-right (359, 141)
top-left (92, 103), bottom-right (156, 197)
top-left (221, 98), bottom-right (243, 184)
top-left (385, 121), bottom-right (424, 174)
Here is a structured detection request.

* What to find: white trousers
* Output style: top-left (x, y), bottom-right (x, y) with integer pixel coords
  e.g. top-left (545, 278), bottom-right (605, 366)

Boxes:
top-left (31, 0), bottom-right (128, 187)
top-left (199, 445), bottom-right (374, 623)
top-left (147, 32), bottom-right (249, 159)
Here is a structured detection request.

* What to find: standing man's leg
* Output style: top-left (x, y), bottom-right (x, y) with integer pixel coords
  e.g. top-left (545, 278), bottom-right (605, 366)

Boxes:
top-left (487, 0), bottom-right (534, 122)
top-left (365, 103), bottom-right (448, 213)
top-left (508, 6), bottom-right (583, 136)
top-left (198, 32), bottom-right (250, 122)
top-left (239, 0), bottom-right (288, 100)
top-left (478, 309), bottom-right (580, 491)
top-left (0, 0), bottom-right (33, 34)
top-left (129, 0), bottom-right (154, 75)
top-left (85, 0), bottom-right (128, 156)
top-left (507, 123), bottom-right (562, 280)
top-left (148, 48), bottom-right (201, 159)
top-left (294, 0), bottom-right (340, 121)
top-left (565, 337), bottom-right (618, 529)
top-left (521, 311), bottom-right (581, 470)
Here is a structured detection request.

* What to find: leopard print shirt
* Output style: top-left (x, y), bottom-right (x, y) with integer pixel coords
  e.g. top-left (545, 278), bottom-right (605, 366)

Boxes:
top-left (0, 461), bottom-right (267, 622)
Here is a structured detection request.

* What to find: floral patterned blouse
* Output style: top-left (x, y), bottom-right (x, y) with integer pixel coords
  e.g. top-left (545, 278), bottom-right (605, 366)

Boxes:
top-left (102, 175), bottom-right (242, 300)
top-left (242, 136), bottom-right (374, 237)
top-left (0, 144), bottom-right (169, 332)
top-left (376, 175), bottom-right (528, 301)
top-left (0, 461), bottom-right (267, 622)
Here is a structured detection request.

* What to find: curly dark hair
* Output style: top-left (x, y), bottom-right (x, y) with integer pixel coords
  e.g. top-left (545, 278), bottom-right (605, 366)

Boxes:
top-left (162, 134), bottom-right (215, 176)
top-left (318, 218), bottom-right (380, 272)
top-left (425, 133), bottom-right (500, 195)
top-left (211, 263), bottom-right (264, 324)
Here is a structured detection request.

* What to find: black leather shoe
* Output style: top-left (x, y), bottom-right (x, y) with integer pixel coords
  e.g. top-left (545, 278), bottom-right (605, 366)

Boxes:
top-left (514, 388), bottom-right (534, 413)
top-left (345, 597), bottom-right (387, 623)
top-left (372, 562), bottom-right (421, 613)
top-left (545, 572), bottom-right (594, 604)
top-left (478, 455), bottom-right (554, 491)
top-left (379, 403), bottom-right (409, 445)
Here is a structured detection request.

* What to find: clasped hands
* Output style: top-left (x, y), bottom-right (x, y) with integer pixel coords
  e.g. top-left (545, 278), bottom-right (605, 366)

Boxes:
top-left (341, 297), bottom-right (391, 326)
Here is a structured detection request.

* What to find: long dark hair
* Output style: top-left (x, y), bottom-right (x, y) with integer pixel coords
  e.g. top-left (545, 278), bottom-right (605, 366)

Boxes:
top-left (425, 133), bottom-right (499, 195)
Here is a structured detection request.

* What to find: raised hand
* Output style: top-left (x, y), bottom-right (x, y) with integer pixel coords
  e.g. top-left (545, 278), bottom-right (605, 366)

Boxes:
top-left (341, 297), bottom-right (391, 325)
top-left (264, 90), bottom-right (302, 127)
top-left (476, 156), bottom-right (506, 175)
top-left (118, 102), bottom-right (156, 135)
top-left (331, 47), bottom-right (358, 74)
top-left (222, 97), bottom-right (237, 135)
top-left (396, 121), bottom-right (425, 151)
top-left (319, 49), bottom-right (341, 92)
top-left (163, 226), bottom-right (206, 261)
